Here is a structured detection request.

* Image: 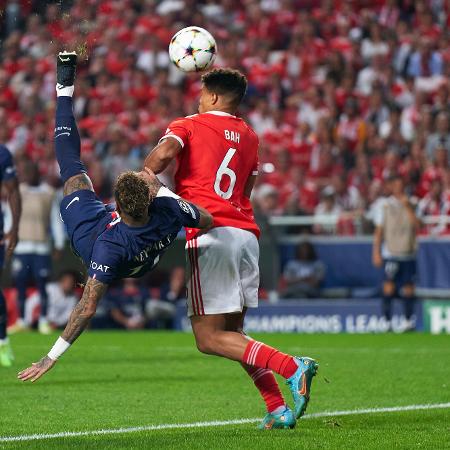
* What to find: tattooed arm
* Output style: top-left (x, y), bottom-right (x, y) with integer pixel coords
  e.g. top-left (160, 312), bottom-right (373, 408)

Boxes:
top-left (18, 277), bottom-right (107, 383)
top-left (61, 277), bottom-right (107, 343)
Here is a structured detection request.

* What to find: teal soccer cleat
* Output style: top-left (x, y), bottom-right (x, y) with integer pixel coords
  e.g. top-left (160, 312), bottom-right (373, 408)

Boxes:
top-left (286, 357), bottom-right (319, 419)
top-left (257, 406), bottom-right (296, 430)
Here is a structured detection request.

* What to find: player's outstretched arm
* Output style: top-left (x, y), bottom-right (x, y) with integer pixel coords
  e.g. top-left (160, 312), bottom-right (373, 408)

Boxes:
top-left (18, 277), bottom-right (107, 383)
top-left (141, 167), bottom-right (213, 229)
top-left (144, 138), bottom-right (182, 175)
top-left (60, 277), bottom-right (107, 343)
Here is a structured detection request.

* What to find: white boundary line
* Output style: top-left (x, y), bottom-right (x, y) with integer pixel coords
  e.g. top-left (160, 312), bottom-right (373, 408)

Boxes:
top-left (1, 402), bottom-right (449, 443)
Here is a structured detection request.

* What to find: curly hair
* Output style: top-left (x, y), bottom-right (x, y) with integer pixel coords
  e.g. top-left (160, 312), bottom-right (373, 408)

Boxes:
top-left (114, 171), bottom-right (150, 220)
top-left (201, 68), bottom-right (248, 107)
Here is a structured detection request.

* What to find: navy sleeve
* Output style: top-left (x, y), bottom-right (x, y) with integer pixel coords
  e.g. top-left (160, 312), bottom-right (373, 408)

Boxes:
top-left (88, 240), bottom-right (123, 284)
top-left (0, 145), bottom-right (17, 181)
top-left (151, 197), bottom-right (200, 228)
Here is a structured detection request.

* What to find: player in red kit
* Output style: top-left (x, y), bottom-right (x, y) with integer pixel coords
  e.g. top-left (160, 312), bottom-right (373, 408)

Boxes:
top-left (145, 69), bottom-right (318, 429)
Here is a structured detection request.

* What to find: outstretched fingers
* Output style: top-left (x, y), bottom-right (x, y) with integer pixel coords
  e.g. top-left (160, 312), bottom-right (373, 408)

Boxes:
top-left (18, 363), bottom-right (40, 382)
top-left (18, 357), bottom-right (56, 383)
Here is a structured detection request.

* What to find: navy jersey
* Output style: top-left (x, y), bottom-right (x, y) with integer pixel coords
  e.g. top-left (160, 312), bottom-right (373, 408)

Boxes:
top-left (61, 189), bottom-right (200, 284)
top-left (0, 145), bottom-right (17, 239)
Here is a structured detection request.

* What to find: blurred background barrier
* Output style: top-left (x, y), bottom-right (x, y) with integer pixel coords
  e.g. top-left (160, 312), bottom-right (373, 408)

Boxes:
top-left (279, 236), bottom-right (450, 293)
top-left (175, 298), bottom-right (425, 333)
top-left (3, 232), bottom-right (450, 296)
top-left (176, 298), bottom-right (450, 334)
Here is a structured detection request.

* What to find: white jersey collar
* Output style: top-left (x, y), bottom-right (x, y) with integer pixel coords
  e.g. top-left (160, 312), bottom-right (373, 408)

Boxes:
top-left (204, 110), bottom-right (236, 117)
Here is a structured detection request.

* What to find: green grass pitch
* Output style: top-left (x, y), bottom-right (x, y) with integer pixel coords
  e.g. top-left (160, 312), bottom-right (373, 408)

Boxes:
top-left (0, 331), bottom-right (449, 449)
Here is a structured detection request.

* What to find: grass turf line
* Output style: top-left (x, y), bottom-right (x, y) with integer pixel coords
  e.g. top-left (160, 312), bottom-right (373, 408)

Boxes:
top-left (1, 402), bottom-right (450, 443)
top-left (0, 331), bottom-right (449, 449)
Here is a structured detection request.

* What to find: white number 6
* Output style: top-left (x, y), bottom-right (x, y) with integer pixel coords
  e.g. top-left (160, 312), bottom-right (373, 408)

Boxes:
top-left (214, 147), bottom-right (237, 199)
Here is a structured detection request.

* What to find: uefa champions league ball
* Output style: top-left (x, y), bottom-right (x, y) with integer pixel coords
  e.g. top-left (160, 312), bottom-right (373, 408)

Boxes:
top-left (169, 26), bottom-right (217, 73)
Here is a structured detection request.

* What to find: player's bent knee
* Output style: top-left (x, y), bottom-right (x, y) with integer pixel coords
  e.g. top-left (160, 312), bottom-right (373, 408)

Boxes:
top-left (195, 338), bottom-right (213, 355)
top-left (194, 333), bottom-right (218, 355)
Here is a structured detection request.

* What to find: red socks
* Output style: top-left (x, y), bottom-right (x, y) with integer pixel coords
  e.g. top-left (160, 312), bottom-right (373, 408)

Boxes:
top-left (243, 340), bottom-right (298, 379)
top-left (243, 365), bottom-right (285, 413)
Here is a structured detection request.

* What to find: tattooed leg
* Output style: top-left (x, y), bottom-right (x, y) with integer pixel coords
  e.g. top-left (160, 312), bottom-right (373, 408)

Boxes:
top-left (63, 173), bottom-right (94, 196)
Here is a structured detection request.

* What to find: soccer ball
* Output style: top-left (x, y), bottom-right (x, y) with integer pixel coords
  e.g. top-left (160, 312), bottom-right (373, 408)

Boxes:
top-left (169, 26), bottom-right (217, 73)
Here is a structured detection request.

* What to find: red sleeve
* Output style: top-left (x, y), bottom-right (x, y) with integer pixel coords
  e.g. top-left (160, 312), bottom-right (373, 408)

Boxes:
top-left (159, 117), bottom-right (192, 148)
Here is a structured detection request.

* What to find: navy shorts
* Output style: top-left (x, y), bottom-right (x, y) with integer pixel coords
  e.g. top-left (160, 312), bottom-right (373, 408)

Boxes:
top-left (0, 244), bottom-right (4, 269)
top-left (383, 259), bottom-right (416, 287)
top-left (12, 254), bottom-right (51, 280)
top-left (60, 190), bottom-right (116, 267)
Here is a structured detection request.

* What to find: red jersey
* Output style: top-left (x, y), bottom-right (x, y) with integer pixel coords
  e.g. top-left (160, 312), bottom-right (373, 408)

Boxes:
top-left (160, 111), bottom-right (260, 238)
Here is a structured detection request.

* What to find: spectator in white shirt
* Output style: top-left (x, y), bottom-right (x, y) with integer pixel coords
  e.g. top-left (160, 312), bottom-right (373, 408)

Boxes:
top-left (25, 271), bottom-right (79, 329)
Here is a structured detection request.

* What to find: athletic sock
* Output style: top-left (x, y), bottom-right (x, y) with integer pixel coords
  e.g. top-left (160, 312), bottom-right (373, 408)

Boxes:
top-left (271, 405), bottom-right (288, 415)
top-left (55, 96), bottom-right (86, 182)
top-left (37, 277), bottom-right (49, 318)
top-left (242, 340), bottom-right (298, 379)
top-left (0, 290), bottom-right (7, 340)
top-left (382, 295), bottom-right (394, 321)
top-left (242, 364), bottom-right (286, 413)
top-left (16, 284), bottom-right (27, 321)
top-left (402, 295), bottom-right (416, 321)
top-left (56, 85), bottom-right (74, 97)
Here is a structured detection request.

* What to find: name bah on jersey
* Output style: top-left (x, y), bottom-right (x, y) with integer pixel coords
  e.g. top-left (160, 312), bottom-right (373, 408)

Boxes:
top-left (224, 129), bottom-right (240, 143)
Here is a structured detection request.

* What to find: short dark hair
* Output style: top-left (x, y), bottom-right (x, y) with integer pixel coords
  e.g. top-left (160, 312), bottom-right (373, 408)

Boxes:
top-left (296, 241), bottom-right (317, 262)
top-left (386, 174), bottom-right (402, 183)
top-left (201, 68), bottom-right (247, 107)
top-left (114, 171), bottom-right (150, 220)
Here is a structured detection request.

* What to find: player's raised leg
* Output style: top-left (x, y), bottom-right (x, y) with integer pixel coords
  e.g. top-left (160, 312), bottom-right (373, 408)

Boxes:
top-left (54, 52), bottom-right (93, 196)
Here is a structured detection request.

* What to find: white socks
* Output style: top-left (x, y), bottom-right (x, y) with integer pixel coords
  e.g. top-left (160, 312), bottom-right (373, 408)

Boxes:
top-left (56, 85), bottom-right (74, 97)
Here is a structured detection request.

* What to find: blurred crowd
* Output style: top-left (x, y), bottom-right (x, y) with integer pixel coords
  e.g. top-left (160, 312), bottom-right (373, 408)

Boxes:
top-left (6, 265), bottom-right (186, 331)
top-left (4, 0), bottom-right (450, 328)
top-left (1, 0), bottom-right (450, 233)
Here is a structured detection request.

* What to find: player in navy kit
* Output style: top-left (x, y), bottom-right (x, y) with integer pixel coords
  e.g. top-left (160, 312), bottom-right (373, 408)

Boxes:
top-left (0, 144), bottom-right (21, 367)
top-left (18, 52), bottom-right (212, 382)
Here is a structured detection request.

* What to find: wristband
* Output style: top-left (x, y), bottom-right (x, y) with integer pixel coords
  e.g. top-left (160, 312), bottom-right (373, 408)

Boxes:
top-left (48, 337), bottom-right (71, 361)
top-left (156, 186), bottom-right (180, 199)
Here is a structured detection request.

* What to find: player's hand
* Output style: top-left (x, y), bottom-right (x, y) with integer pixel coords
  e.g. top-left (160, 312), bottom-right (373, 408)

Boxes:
top-left (17, 356), bottom-right (57, 383)
top-left (373, 251), bottom-right (383, 268)
top-left (140, 167), bottom-right (158, 184)
top-left (140, 167), bottom-right (163, 198)
top-left (0, 231), bottom-right (18, 259)
top-left (2, 230), bottom-right (18, 259)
